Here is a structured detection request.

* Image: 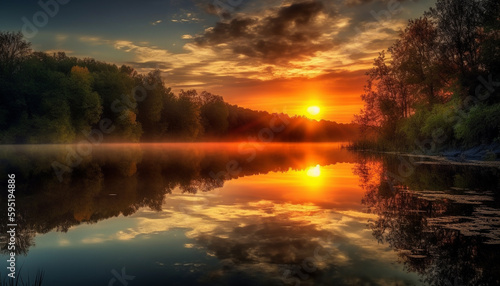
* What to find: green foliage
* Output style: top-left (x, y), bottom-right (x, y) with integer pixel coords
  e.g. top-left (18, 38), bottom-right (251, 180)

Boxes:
top-left (420, 103), bottom-right (456, 146)
top-left (136, 70), bottom-right (174, 140)
top-left (199, 91), bottom-right (229, 136)
top-left (454, 103), bottom-right (500, 146)
top-left (115, 109), bottom-right (142, 142)
top-left (66, 66), bottom-right (102, 132)
top-left (398, 106), bottom-right (430, 146)
top-left (0, 44), bottom-right (142, 143)
top-left (355, 0), bottom-right (500, 151)
top-left (29, 96), bottom-right (75, 143)
top-left (172, 90), bottom-right (203, 140)
top-left (92, 65), bottom-right (141, 142)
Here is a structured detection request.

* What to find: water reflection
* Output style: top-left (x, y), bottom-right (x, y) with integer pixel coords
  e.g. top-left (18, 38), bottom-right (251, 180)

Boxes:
top-left (355, 154), bottom-right (500, 285)
top-left (0, 144), bottom-right (355, 254)
top-left (0, 144), bottom-right (498, 285)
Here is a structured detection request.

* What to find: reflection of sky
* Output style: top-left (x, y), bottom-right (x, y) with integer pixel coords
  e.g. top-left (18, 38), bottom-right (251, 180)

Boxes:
top-left (220, 163), bottom-right (366, 210)
top-left (7, 162), bottom-right (421, 285)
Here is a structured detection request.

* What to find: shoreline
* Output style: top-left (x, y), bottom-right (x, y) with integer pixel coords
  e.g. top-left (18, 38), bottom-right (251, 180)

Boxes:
top-left (353, 143), bottom-right (500, 168)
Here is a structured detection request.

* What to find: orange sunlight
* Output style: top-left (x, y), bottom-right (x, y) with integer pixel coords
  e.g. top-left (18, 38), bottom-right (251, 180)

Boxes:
top-left (307, 106), bottom-right (321, 116)
top-left (306, 164), bottom-right (321, 177)
top-left (220, 163), bottom-right (365, 210)
top-left (210, 73), bottom-right (367, 123)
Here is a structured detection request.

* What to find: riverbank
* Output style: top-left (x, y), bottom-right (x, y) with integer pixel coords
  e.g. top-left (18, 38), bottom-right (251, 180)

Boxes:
top-left (348, 143), bottom-right (500, 168)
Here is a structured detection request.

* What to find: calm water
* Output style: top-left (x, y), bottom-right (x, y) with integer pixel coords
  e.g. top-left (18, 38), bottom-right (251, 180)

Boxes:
top-left (0, 143), bottom-right (499, 286)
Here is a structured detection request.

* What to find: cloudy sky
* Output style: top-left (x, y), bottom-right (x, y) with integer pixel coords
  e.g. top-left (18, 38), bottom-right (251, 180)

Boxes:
top-left (0, 0), bottom-right (435, 122)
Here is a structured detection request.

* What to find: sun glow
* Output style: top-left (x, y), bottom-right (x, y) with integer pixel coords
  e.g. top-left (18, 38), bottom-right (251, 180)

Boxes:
top-left (307, 106), bottom-right (321, 116)
top-left (307, 165), bottom-right (321, 177)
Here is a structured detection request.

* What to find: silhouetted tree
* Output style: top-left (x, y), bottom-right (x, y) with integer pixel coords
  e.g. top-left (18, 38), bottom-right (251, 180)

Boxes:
top-left (426, 0), bottom-right (484, 96)
top-left (356, 0), bottom-right (500, 149)
top-left (199, 91), bottom-right (229, 136)
top-left (136, 70), bottom-right (175, 140)
top-left (0, 31), bottom-right (31, 75)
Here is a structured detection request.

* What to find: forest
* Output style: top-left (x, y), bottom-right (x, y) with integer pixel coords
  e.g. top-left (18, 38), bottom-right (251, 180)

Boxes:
top-left (354, 0), bottom-right (500, 152)
top-left (0, 32), bottom-right (357, 144)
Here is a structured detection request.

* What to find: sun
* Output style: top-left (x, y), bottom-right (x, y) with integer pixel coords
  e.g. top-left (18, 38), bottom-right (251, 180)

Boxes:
top-left (307, 106), bottom-right (321, 116)
top-left (306, 165), bottom-right (321, 177)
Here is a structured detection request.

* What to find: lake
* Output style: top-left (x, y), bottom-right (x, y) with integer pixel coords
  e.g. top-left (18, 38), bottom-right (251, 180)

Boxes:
top-left (0, 143), bottom-right (499, 285)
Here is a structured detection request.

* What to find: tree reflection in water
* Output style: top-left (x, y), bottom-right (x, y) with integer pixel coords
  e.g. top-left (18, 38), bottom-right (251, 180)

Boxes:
top-left (354, 154), bottom-right (500, 285)
top-left (2, 145), bottom-right (500, 285)
top-left (0, 143), bottom-right (353, 257)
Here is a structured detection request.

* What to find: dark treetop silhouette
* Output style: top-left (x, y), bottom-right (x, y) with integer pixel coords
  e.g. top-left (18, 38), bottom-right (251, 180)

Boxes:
top-left (354, 0), bottom-right (500, 153)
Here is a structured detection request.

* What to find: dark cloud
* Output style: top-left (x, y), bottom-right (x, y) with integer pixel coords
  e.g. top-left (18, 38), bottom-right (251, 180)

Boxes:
top-left (194, 1), bottom-right (337, 65)
top-left (194, 0), bottom-right (250, 20)
top-left (196, 218), bottom-right (334, 264)
top-left (190, 216), bottom-right (343, 285)
top-left (182, 213), bottom-right (418, 285)
top-left (334, 0), bottom-right (411, 41)
top-left (197, 18), bottom-right (257, 43)
top-left (204, 2), bottom-right (233, 20)
top-left (262, 1), bottom-right (325, 36)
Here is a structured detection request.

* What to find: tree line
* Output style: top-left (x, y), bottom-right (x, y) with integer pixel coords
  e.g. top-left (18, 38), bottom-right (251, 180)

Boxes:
top-left (355, 0), bottom-right (500, 151)
top-left (0, 32), bottom-right (358, 144)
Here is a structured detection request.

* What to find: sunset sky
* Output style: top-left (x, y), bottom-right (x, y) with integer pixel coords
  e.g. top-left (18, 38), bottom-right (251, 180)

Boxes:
top-left (0, 0), bottom-right (435, 123)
